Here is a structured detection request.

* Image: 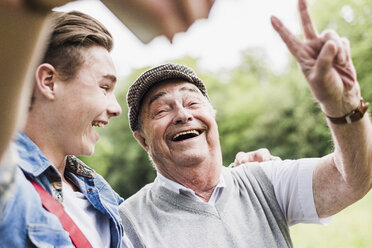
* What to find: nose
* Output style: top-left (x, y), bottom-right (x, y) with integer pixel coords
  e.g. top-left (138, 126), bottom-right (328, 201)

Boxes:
top-left (173, 105), bottom-right (192, 125)
top-left (107, 94), bottom-right (122, 117)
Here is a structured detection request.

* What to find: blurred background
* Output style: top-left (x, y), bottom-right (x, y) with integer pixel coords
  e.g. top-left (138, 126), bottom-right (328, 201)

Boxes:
top-left (60, 0), bottom-right (372, 247)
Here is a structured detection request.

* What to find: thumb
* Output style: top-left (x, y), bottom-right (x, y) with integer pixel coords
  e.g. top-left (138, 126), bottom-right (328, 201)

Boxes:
top-left (315, 40), bottom-right (337, 76)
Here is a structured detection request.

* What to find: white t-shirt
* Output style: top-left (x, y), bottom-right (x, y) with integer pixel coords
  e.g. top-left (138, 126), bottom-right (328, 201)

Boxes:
top-left (259, 158), bottom-right (331, 225)
top-left (62, 182), bottom-right (111, 248)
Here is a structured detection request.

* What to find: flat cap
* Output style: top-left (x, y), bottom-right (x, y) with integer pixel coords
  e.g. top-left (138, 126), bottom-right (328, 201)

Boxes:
top-left (127, 63), bottom-right (209, 132)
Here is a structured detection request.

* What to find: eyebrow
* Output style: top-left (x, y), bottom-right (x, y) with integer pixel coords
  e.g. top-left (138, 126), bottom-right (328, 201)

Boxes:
top-left (179, 86), bottom-right (200, 94)
top-left (147, 85), bottom-right (201, 109)
top-left (103, 74), bottom-right (117, 84)
top-left (148, 92), bottom-right (167, 107)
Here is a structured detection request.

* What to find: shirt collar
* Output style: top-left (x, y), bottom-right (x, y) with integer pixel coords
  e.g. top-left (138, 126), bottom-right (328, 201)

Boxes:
top-left (65, 155), bottom-right (96, 178)
top-left (155, 171), bottom-right (226, 202)
top-left (15, 132), bottom-right (53, 177)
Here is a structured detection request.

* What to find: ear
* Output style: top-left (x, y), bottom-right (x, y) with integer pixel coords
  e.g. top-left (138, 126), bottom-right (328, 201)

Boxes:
top-left (133, 130), bottom-right (149, 151)
top-left (35, 63), bottom-right (57, 100)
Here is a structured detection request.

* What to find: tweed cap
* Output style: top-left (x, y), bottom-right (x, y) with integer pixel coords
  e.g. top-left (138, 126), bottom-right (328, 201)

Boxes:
top-left (127, 63), bottom-right (209, 132)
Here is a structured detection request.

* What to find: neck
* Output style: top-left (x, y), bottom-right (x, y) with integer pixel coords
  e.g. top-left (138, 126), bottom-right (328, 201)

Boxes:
top-left (158, 160), bottom-right (222, 202)
top-left (23, 117), bottom-right (67, 178)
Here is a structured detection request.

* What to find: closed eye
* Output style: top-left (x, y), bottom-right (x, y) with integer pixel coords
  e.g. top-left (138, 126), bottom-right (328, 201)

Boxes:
top-left (101, 85), bottom-right (110, 91)
top-left (188, 102), bottom-right (200, 108)
top-left (152, 109), bottom-right (168, 119)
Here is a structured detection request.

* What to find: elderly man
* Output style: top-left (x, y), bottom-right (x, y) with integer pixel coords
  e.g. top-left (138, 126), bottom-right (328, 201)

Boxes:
top-left (119, 0), bottom-right (372, 247)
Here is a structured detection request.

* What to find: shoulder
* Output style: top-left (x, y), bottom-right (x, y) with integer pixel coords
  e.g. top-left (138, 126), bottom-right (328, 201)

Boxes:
top-left (230, 158), bottom-right (319, 183)
top-left (120, 183), bottom-right (154, 210)
top-left (1, 166), bottom-right (42, 222)
top-left (226, 163), bottom-right (271, 186)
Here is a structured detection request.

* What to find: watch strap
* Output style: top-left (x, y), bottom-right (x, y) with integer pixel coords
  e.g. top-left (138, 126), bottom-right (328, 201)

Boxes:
top-left (326, 98), bottom-right (369, 124)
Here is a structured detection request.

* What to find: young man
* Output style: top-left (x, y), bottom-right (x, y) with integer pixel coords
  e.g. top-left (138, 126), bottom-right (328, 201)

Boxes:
top-left (119, 0), bottom-right (372, 247)
top-left (0, 11), bottom-right (125, 247)
top-left (0, 0), bottom-right (216, 166)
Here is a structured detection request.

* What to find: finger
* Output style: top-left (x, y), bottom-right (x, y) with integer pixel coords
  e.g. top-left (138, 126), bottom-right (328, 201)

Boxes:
top-left (271, 16), bottom-right (303, 60)
top-left (298, 0), bottom-right (318, 40)
top-left (234, 152), bottom-right (247, 165)
top-left (255, 148), bottom-right (271, 162)
top-left (235, 152), bottom-right (245, 160)
top-left (240, 153), bottom-right (254, 164)
top-left (321, 30), bottom-right (347, 65)
top-left (339, 38), bottom-right (357, 88)
top-left (341, 38), bottom-right (351, 63)
top-left (270, 155), bottom-right (281, 161)
top-left (314, 40), bottom-right (337, 80)
top-left (333, 64), bottom-right (356, 89)
top-left (179, 0), bottom-right (215, 26)
top-left (135, 0), bottom-right (187, 41)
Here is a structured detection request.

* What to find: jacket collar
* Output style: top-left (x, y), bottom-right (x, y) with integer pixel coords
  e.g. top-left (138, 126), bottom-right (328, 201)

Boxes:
top-left (15, 132), bottom-right (96, 178)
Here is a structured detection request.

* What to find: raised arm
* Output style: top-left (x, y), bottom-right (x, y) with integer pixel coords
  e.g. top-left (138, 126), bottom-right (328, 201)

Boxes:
top-left (271, 0), bottom-right (372, 217)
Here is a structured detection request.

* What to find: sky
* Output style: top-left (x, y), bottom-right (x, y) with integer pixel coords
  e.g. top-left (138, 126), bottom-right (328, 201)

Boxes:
top-left (57, 0), bottom-right (303, 78)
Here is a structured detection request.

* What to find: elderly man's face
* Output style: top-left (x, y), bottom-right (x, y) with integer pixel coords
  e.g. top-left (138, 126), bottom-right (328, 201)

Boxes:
top-left (134, 80), bottom-right (221, 174)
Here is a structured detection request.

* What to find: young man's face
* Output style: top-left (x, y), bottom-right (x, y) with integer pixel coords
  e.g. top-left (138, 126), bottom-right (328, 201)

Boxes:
top-left (52, 46), bottom-right (121, 156)
top-left (135, 80), bottom-right (221, 175)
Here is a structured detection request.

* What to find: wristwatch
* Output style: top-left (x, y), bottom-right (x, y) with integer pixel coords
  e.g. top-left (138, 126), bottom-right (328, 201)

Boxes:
top-left (326, 98), bottom-right (369, 124)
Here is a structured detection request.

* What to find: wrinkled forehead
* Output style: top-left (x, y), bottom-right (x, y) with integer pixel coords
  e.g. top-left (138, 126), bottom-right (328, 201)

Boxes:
top-left (142, 79), bottom-right (203, 107)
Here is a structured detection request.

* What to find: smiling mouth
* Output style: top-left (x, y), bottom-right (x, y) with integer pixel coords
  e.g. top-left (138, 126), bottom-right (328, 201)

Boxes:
top-left (172, 130), bottom-right (202, 142)
top-left (92, 121), bottom-right (106, 128)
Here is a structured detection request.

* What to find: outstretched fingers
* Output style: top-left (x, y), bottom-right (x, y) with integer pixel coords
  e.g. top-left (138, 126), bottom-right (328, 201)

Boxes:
top-left (271, 16), bottom-right (303, 61)
top-left (298, 0), bottom-right (318, 40)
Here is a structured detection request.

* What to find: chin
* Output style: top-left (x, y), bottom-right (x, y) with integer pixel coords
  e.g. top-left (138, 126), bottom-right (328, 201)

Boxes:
top-left (85, 147), bottom-right (95, 156)
top-left (77, 144), bottom-right (95, 157)
top-left (174, 154), bottom-right (205, 167)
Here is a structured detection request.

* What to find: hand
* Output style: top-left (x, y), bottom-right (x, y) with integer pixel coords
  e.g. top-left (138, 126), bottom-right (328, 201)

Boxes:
top-left (271, 0), bottom-right (361, 118)
top-left (105, 0), bottom-right (215, 42)
top-left (0, 0), bottom-right (70, 11)
top-left (231, 148), bottom-right (281, 167)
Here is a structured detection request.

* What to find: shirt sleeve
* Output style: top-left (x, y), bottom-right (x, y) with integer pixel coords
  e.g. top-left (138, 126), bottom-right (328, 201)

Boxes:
top-left (258, 158), bottom-right (332, 226)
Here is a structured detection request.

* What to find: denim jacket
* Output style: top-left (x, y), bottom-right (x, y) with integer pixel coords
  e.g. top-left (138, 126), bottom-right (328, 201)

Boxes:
top-left (0, 132), bottom-right (124, 247)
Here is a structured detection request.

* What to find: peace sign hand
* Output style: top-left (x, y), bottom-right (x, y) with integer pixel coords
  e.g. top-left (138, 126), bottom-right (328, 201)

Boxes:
top-left (271, 0), bottom-right (361, 118)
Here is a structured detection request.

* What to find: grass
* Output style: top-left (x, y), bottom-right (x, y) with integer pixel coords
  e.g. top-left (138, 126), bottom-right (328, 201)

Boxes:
top-left (290, 191), bottom-right (372, 247)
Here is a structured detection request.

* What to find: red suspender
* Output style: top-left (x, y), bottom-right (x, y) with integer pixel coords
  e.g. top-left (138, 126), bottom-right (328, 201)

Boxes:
top-left (28, 178), bottom-right (93, 248)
